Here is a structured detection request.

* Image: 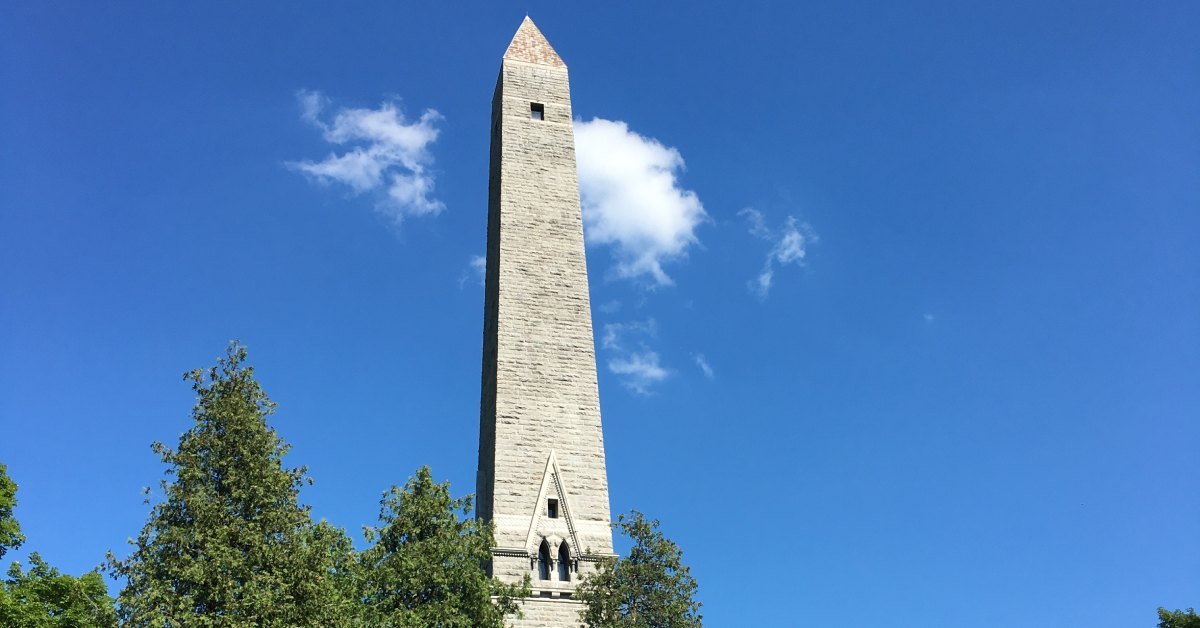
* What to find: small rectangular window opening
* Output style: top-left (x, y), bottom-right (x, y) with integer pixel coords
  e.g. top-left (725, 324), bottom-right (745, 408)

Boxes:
top-left (531, 102), bottom-right (545, 120)
top-left (547, 498), bottom-right (559, 518)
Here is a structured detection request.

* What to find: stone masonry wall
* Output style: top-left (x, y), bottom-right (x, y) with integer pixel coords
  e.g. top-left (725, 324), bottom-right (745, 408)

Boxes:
top-left (476, 25), bottom-right (616, 627)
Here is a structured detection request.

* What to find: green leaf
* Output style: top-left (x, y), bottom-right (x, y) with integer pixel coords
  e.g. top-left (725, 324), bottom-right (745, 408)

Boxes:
top-left (576, 509), bottom-right (702, 628)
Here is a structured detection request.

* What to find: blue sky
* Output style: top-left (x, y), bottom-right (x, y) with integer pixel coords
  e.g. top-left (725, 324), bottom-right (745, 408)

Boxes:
top-left (2, 2), bottom-right (1197, 625)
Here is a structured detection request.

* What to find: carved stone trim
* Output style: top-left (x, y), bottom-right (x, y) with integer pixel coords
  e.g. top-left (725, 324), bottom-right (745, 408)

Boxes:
top-left (523, 450), bottom-right (582, 556)
top-left (492, 547), bottom-right (532, 558)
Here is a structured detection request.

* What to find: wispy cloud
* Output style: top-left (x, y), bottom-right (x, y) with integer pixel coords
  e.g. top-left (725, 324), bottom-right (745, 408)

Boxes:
top-left (740, 208), bottom-right (816, 299)
top-left (574, 118), bottom-right (707, 287)
top-left (601, 319), bottom-right (670, 394)
top-left (459, 255), bottom-right (486, 289)
top-left (601, 319), bottom-right (657, 351)
top-left (693, 353), bottom-right (715, 379)
top-left (289, 90), bottom-right (444, 226)
top-left (609, 353), bottom-right (669, 394)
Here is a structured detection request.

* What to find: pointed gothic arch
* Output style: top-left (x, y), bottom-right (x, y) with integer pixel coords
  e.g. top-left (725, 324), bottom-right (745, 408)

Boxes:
top-left (537, 539), bottom-right (552, 580)
top-left (557, 541), bottom-right (571, 581)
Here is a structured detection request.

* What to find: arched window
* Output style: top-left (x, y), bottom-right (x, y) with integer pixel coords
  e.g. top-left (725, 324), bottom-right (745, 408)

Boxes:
top-left (537, 540), bottom-right (552, 580)
top-left (557, 542), bottom-right (571, 581)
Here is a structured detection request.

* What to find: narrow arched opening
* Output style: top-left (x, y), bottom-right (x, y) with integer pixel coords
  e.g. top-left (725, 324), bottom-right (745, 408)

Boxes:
top-left (537, 540), bottom-right (552, 580)
top-left (557, 542), bottom-right (571, 581)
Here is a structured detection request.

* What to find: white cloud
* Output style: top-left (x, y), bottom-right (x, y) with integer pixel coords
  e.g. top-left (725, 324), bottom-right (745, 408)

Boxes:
top-left (601, 319), bottom-right (670, 394)
top-left (459, 255), bottom-right (486, 289)
top-left (741, 207), bottom-right (771, 240)
top-left (740, 208), bottom-right (816, 299)
top-left (601, 319), bottom-right (658, 351)
top-left (608, 352), bottom-right (669, 395)
top-left (289, 90), bottom-right (444, 225)
top-left (774, 221), bottom-right (808, 264)
top-left (693, 353), bottom-right (715, 379)
top-left (470, 255), bottom-right (486, 277)
top-left (574, 118), bottom-right (707, 286)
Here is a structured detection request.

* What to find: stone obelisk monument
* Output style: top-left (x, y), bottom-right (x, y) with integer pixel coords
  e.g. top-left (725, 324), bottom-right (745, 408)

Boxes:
top-left (476, 17), bottom-right (615, 626)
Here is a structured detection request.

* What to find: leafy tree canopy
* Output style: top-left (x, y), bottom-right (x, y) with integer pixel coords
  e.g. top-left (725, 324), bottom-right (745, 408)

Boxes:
top-left (0, 464), bottom-right (24, 559)
top-left (0, 553), bottom-right (117, 628)
top-left (577, 509), bottom-right (702, 628)
top-left (1160, 607), bottom-right (1200, 628)
top-left (358, 466), bottom-right (529, 627)
top-left (108, 342), bottom-right (355, 627)
top-left (0, 466), bottom-right (117, 627)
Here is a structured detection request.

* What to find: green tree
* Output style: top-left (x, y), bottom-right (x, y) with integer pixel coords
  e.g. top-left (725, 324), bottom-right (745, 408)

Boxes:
top-left (108, 342), bottom-right (356, 627)
top-left (0, 464), bottom-right (24, 559)
top-left (0, 553), bottom-right (117, 628)
top-left (577, 510), bottom-right (702, 628)
top-left (1159, 607), bottom-right (1200, 628)
top-left (0, 465), bottom-right (117, 626)
top-left (358, 466), bottom-right (529, 627)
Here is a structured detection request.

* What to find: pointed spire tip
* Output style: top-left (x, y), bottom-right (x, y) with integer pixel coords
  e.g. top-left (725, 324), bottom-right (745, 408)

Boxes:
top-left (503, 16), bottom-right (565, 67)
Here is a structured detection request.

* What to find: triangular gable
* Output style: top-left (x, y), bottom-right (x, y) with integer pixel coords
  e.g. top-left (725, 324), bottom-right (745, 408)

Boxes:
top-left (524, 450), bottom-right (581, 554)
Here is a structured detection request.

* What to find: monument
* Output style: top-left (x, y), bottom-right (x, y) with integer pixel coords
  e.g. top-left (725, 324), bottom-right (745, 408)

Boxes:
top-left (475, 17), bottom-right (616, 627)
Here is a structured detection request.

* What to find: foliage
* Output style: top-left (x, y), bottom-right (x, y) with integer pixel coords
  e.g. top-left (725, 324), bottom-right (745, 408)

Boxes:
top-left (0, 465), bottom-right (116, 626)
top-left (0, 463), bottom-right (24, 559)
top-left (358, 466), bottom-right (529, 627)
top-left (0, 553), bottom-right (117, 627)
top-left (1160, 607), bottom-right (1200, 628)
top-left (107, 342), bottom-right (356, 627)
top-left (577, 510), bottom-right (702, 628)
